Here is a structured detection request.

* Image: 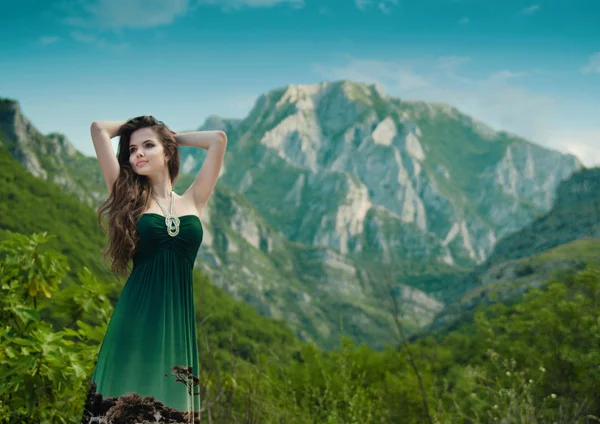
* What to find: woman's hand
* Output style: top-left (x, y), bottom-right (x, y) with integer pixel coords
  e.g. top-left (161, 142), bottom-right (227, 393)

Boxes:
top-left (168, 127), bottom-right (178, 135)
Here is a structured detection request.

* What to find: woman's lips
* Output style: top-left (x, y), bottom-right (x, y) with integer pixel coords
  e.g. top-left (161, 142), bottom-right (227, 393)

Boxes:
top-left (136, 161), bottom-right (148, 166)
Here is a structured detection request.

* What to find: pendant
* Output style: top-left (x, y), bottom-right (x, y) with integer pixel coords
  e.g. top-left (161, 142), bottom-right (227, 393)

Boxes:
top-left (153, 191), bottom-right (180, 237)
top-left (165, 215), bottom-right (180, 237)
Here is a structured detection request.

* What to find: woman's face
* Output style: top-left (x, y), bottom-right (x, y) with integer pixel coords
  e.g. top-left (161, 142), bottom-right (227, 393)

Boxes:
top-left (128, 127), bottom-right (168, 175)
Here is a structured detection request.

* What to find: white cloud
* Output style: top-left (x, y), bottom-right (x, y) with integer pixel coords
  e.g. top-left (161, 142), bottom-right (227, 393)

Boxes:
top-left (313, 57), bottom-right (430, 92)
top-left (355, 0), bottom-right (398, 13)
top-left (378, 2), bottom-right (392, 14)
top-left (487, 70), bottom-right (532, 82)
top-left (520, 4), bottom-right (540, 14)
top-left (62, 0), bottom-right (191, 30)
top-left (37, 36), bottom-right (60, 46)
top-left (546, 130), bottom-right (600, 167)
top-left (436, 56), bottom-right (471, 73)
top-left (467, 83), bottom-right (557, 141)
top-left (312, 55), bottom-right (600, 165)
top-left (458, 16), bottom-right (469, 24)
top-left (195, 0), bottom-right (303, 11)
top-left (355, 0), bottom-right (370, 10)
top-left (581, 52), bottom-right (600, 74)
top-left (69, 30), bottom-right (130, 52)
top-left (59, 0), bottom-right (302, 31)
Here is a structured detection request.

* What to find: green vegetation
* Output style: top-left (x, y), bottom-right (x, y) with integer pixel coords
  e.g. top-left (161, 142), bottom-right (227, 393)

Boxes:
top-left (426, 238), bottom-right (600, 337)
top-left (2, 229), bottom-right (600, 422)
top-left (532, 237), bottom-right (600, 264)
top-left (1, 92), bottom-right (597, 422)
top-left (0, 141), bottom-right (113, 287)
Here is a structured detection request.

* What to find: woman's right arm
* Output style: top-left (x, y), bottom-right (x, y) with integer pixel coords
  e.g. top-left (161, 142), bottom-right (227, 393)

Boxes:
top-left (91, 120), bottom-right (127, 195)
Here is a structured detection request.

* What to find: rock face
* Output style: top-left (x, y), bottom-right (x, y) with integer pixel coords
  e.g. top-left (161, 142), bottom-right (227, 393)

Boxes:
top-left (428, 167), bottom-right (600, 331)
top-left (481, 167), bottom-right (600, 267)
top-left (0, 98), bottom-right (106, 206)
top-left (181, 80), bottom-right (581, 269)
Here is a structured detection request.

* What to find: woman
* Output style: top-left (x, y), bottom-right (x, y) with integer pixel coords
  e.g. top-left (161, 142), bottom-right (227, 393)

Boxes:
top-left (80, 115), bottom-right (227, 423)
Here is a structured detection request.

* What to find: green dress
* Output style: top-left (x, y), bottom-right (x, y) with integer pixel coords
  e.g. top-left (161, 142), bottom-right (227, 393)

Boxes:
top-left (81, 213), bottom-right (204, 424)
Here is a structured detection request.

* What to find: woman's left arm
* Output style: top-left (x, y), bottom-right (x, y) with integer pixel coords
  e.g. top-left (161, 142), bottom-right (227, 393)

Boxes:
top-left (177, 130), bottom-right (228, 211)
top-left (174, 130), bottom-right (226, 149)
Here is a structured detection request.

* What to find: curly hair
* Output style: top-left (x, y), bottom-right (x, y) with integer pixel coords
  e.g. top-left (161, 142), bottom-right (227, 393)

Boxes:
top-left (96, 115), bottom-right (181, 281)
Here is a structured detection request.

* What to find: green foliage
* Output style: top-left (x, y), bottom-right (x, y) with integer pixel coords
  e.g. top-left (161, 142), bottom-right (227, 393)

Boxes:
top-left (287, 337), bottom-right (391, 423)
top-left (432, 266), bottom-right (600, 423)
top-left (2, 230), bottom-right (600, 423)
top-left (0, 232), bottom-right (113, 423)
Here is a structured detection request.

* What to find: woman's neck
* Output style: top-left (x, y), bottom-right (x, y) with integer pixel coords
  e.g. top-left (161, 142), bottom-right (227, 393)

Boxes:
top-left (151, 184), bottom-right (174, 201)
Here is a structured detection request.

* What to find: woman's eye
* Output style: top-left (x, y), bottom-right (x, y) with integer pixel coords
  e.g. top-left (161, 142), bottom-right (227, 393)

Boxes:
top-left (130, 143), bottom-right (153, 153)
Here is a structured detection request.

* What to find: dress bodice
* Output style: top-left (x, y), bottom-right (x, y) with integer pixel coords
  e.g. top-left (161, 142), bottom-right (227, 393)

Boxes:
top-left (132, 213), bottom-right (203, 269)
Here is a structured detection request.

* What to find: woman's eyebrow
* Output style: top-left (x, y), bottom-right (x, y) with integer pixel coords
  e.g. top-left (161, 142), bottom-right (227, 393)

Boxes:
top-left (129, 139), bottom-right (154, 148)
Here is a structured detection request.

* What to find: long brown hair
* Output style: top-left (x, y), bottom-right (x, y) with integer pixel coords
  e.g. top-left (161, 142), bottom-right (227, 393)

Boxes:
top-left (97, 115), bottom-right (181, 280)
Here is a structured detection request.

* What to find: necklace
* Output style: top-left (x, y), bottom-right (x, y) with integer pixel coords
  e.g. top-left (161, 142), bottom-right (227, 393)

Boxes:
top-left (152, 190), bottom-right (180, 237)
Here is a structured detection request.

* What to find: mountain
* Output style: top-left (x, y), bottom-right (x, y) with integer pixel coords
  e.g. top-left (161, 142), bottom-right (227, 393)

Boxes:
top-left (475, 167), bottom-right (600, 267)
top-left (427, 167), bottom-right (600, 332)
top-left (0, 98), bottom-right (106, 206)
top-left (179, 80), bottom-right (581, 293)
top-left (0, 81), bottom-right (582, 349)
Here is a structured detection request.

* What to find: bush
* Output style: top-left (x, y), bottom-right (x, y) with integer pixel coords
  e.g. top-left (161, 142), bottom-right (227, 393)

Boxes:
top-left (0, 231), bottom-right (113, 423)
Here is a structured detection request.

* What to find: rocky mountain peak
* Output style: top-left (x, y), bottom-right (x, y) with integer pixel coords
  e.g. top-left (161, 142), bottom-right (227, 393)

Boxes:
top-left (0, 98), bottom-right (32, 146)
top-left (181, 80), bottom-right (583, 270)
top-left (46, 132), bottom-right (78, 157)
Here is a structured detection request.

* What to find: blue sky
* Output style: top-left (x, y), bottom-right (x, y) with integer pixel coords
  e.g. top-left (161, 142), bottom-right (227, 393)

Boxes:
top-left (1, 0), bottom-right (599, 165)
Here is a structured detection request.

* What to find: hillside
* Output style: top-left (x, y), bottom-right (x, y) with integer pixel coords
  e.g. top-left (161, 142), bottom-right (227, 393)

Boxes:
top-left (427, 167), bottom-right (600, 332)
top-left (0, 98), bottom-right (107, 206)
